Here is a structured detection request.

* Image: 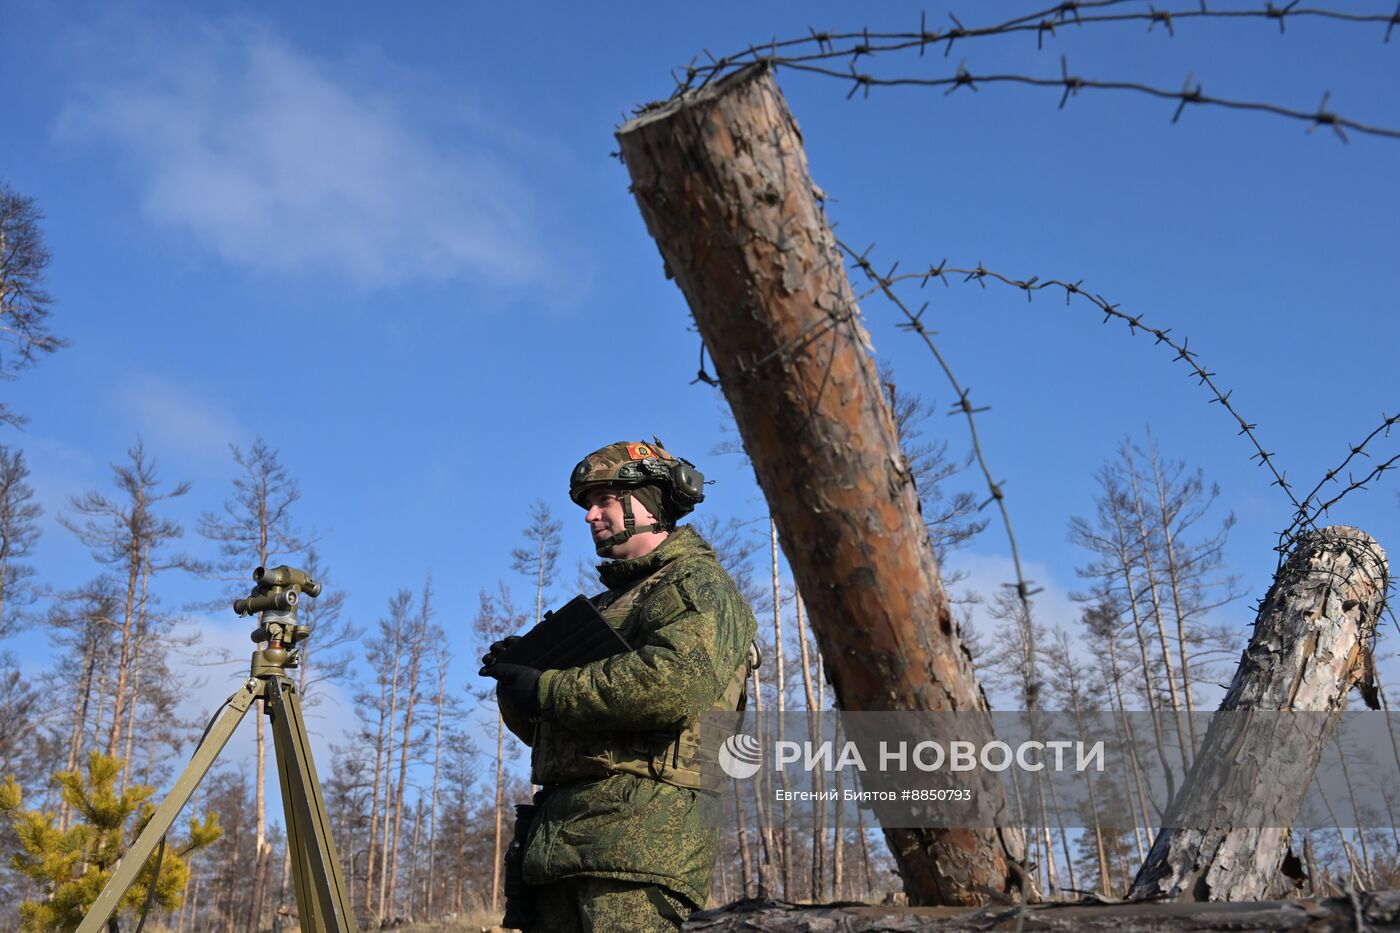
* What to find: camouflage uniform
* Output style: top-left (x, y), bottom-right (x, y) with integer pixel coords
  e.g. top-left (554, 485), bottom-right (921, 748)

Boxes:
top-left (501, 524), bottom-right (757, 930)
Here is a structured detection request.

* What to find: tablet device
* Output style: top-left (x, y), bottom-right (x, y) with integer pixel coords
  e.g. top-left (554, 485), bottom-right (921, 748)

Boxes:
top-left (496, 594), bottom-right (631, 671)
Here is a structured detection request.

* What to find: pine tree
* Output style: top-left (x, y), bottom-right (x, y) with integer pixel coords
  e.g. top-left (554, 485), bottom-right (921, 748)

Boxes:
top-left (0, 446), bottom-right (42, 637)
top-left (0, 753), bottom-right (220, 932)
top-left (0, 182), bottom-right (67, 429)
top-left (61, 443), bottom-right (193, 760)
top-left (510, 500), bottom-right (562, 625)
top-left (197, 437), bottom-right (310, 931)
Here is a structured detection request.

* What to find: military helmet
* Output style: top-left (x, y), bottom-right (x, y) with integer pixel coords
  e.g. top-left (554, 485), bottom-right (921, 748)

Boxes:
top-left (569, 439), bottom-right (705, 519)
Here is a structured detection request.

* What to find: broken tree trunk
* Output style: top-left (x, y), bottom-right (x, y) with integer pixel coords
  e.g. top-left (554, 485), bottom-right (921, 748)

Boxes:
top-left (1130, 525), bottom-right (1388, 901)
top-left (617, 63), bottom-right (1024, 906)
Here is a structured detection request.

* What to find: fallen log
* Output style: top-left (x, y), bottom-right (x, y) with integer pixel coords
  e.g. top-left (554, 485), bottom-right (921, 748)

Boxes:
top-left (680, 891), bottom-right (1400, 931)
top-left (616, 63), bottom-right (1025, 905)
top-left (1130, 525), bottom-right (1389, 901)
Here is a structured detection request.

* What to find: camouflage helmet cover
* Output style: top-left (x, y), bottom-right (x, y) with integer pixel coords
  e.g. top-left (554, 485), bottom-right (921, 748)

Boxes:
top-left (569, 440), bottom-right (705, 518)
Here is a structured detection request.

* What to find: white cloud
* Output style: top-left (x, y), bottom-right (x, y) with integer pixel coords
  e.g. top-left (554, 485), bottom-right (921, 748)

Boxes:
top-left (56, 17), bottom-right (550, 289)
top-left (942, 551), bottom-right (1087, 708)
top-left (943, 551), bottom-right (1083, 634)
top-left (112, 371), bottom-right (244, 464)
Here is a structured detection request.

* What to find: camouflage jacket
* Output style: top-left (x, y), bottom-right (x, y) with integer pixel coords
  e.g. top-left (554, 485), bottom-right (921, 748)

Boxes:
top-left (505, 525), bottom-right (757, 906)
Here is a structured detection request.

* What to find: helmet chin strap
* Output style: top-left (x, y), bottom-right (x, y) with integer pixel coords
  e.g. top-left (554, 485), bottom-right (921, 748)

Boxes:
top-left (595, 491), bottom-right (666, 557)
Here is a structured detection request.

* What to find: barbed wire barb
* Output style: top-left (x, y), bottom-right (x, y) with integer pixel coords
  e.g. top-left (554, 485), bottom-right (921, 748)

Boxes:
top-left (669, 3), bottom-right (1400, 141)
top-left (1149, 5), bottom-right (1177, 36)
top-left (1267, 0), bottom-right (1302, 34)
top-left (1307, 91), bottom-right (1350, 142)
top-left (945, 11), bottom-right (967, 58)
top-left (1059, 55), bottom-right (1083, 108)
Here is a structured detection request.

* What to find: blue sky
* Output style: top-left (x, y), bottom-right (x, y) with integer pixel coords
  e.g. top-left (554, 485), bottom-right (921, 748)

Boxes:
top-left (3, 1), bottom-right (1398, 768)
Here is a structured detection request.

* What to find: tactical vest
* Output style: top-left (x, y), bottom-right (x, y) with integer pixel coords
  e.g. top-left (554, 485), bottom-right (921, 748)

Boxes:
top-left (530, 555), bottom-right (751, 794)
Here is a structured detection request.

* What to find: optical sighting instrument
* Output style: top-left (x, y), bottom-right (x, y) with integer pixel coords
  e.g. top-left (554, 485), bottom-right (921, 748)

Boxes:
top-left (78, 565), bottom-right (358, 933)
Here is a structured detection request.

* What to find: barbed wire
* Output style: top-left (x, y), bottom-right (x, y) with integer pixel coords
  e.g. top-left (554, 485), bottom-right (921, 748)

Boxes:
top-left (837, 240), bottom-right (1047, 715)
top-left (1283, 413), bottom-right (1400, 540)
top-left (672, 1), bottom-right (1400, 142)
top-left (844, 248), bottom-right (1306, 513)
top-left (835, 244), bottom-right (1398, 634)
top-left (672, 2), bottom-right (1398, 612)
top-left (667, 1), bottom-right (1398, 680)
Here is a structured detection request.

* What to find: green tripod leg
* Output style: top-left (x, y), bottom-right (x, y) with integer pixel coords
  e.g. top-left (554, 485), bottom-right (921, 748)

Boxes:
top-left (76, 679), bottom-right (260, 933)
top-left (267, 676), bottom-right (358, 933)
top-left (77, 565), bottom-right (357, 933)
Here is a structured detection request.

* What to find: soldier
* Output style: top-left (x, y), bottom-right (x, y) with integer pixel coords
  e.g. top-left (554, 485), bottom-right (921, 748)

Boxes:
top-left (481, 440), bottom-right (758, 931)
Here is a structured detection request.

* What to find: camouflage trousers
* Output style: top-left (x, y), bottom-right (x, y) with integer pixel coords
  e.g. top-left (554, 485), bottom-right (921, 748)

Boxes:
top-left (528, 877), bottom-right (692, 932)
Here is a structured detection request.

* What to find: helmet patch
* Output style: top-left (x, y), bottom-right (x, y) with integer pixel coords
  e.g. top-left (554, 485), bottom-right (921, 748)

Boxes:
top-left (569, 440), bottom-right (704, 520)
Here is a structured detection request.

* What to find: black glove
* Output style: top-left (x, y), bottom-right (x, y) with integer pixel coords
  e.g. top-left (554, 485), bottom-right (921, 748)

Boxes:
top-left (484, 662), bottom-right (543, 719)
top-left (479, 635), bottom-right (523, 673)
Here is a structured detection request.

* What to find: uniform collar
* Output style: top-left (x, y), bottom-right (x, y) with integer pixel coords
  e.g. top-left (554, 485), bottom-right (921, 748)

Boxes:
top-left (597, 524), bottom-right (707, 590)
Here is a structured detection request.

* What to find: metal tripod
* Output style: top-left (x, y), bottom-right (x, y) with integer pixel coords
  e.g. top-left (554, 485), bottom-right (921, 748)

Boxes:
top-left (78, 566), bottom-right (359, 933)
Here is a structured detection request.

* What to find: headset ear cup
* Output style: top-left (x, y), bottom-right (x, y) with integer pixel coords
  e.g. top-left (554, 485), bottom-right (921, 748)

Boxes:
top-left (669, 463), bottom-right (705, 514)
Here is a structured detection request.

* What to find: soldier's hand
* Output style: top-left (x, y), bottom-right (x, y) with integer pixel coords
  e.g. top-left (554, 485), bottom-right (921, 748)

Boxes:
top-left (483, 662), bottom-right (543, 718)
top-left (479, 635), bottom-right (523, 672)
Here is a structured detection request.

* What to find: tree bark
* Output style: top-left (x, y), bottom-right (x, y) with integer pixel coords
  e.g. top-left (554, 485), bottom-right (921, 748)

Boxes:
top-left (617, 62), bottom-right (1024, 906)
top-left (1130, 525), bottom-right (1387, 901)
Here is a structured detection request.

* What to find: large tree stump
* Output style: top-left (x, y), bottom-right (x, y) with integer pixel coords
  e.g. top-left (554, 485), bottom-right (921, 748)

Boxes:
top-left (617, 63), bottom-right (1024, 905)
top-left (1130, 525), bottom-right (1388, 901)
